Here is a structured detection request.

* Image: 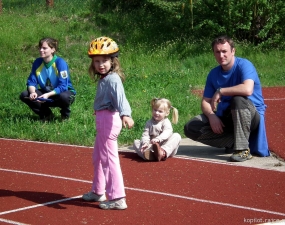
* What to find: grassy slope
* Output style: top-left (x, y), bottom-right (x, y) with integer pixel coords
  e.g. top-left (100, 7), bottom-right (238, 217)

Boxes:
top-left (0, 4), bottom-right (284, 147)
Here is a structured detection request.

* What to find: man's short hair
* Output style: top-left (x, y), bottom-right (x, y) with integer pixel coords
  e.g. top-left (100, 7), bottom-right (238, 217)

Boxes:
top-left (211, 35), bottom-right (235, 51)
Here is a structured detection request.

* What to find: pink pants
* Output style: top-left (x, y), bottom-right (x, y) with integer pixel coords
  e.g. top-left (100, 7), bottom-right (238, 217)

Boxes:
top-left (91, 110), bottom-right (125, 200)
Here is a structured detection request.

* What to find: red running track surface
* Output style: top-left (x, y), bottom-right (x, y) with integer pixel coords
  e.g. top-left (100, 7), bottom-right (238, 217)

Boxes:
top-left (0, 140), bottom-right (285, 224)
top-left (0, 87), bottom-right (285, 225)
top-left (263, 87), bottom-right (285, 160)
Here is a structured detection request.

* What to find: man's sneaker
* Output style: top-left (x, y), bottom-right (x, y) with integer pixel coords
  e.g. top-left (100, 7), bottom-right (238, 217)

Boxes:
top-left (143, 149), bottom-right (155, 161)
top-left (82, 191), bottom-right (106, 202)
top-left (99, 198), bottom-right (127, 210)
top-left (225, 147), bottom-right (233, 154)
top-left (230, 149), bottom-right (253, 162)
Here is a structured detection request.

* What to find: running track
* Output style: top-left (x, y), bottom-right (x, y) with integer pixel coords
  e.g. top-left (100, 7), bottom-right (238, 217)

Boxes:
top-left (0, 87), bottom-right (285, 225)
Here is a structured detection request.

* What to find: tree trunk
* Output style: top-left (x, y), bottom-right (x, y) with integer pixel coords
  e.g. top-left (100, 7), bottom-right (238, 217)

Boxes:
top-left (46, 0), bottom-right (54, 7)
top-left (0, 0), bottom-right (2, 14)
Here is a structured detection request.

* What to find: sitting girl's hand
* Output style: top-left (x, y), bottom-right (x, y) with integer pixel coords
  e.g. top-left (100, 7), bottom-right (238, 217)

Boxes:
top-left (150, 139), bottom-right (159, 144)
top-left (141, 143), bottom-right (148, 152)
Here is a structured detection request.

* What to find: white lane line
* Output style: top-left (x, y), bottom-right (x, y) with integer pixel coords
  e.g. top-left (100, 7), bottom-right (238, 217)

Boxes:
top-left (0, 168), bottom-right (90, 183)
top-left (258, 222), bottom-right (285, 225)
top-left (0, 196), bottom-right (81, 216)
top-left (119, 150), bottom-right (285, 173)
top-left (0, 138), bottom-right (93, 149)
top-left (264, 98), bottom-right (285, 101)
top-left (0, 218), bottom-right (30, 225)
top-left (174, 155), bottom-right (285, 172)
top-left (1, 168), bottom-right (285, 217)
top-left (1, 137), bottom-right (284, 173)
top-left (126, 187), bottom-right (285, 217)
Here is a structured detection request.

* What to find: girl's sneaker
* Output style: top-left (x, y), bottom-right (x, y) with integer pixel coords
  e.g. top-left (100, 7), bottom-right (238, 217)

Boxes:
top-left (82, 191), bottom-right (106, 202)
top-left (99, 198), bottom-right (127, 210)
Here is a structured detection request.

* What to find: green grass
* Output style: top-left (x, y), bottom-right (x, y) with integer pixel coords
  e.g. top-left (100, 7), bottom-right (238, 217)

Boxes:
top-left (1, 3), bottom-right (285, 147)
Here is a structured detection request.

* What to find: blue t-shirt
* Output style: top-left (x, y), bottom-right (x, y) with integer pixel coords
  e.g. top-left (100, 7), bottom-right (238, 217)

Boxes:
top-left (203, 57), bottom-right (265, 116)
top-left (27, 55), bottom-right (76, 95)
top-left (203, 57), bottom-right (269, 157)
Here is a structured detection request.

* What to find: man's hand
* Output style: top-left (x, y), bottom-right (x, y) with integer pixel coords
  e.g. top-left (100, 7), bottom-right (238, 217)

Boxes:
top-left (210, 89), bottom-right (222, 111)
top-left (122, 116), bottom-right (134, 129)
top-left (202, 97), bottom-right (224, 134)
top-left (208, 114), bottom-right (225, 134)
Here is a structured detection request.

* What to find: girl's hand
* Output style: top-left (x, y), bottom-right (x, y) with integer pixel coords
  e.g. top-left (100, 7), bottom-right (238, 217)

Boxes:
top-left (150, 139), bottom-right (159, 144)
top-left (122, 116), bottom-right (134, 129)
top-left (140, 143), bottom-right (148, 152)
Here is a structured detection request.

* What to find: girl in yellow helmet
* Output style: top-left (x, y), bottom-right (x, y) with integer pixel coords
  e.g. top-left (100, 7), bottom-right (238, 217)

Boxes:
top-left (82, 37), bottom-right (134, 210)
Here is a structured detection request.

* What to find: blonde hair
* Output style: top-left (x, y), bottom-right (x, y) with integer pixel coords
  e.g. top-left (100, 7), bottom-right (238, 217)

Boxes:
top-left (88, 56), bottom-right (125, 82)
top-left (150, 98), bottom-right (179, 124)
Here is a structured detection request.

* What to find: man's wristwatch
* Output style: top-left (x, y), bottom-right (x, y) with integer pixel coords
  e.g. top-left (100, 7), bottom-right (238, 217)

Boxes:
top-left (216, 87), bottom-right (222, 95)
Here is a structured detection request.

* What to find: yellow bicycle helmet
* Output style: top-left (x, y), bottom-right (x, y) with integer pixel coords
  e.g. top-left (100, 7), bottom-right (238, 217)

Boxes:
top-left (88, 36), bottom-right (119, 57)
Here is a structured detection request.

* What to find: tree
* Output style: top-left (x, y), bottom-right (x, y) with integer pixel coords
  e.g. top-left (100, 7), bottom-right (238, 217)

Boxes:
top-left (46, 0), bottom-right (54, 7)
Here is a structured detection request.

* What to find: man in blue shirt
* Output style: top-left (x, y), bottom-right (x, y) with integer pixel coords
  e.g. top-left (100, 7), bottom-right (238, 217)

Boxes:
top-left (184, 35), bottom-right (269, 162)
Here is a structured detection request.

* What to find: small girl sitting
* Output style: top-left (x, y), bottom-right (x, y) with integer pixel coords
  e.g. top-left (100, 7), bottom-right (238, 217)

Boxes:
top-left (133, 98), bottom-right (181, 161)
